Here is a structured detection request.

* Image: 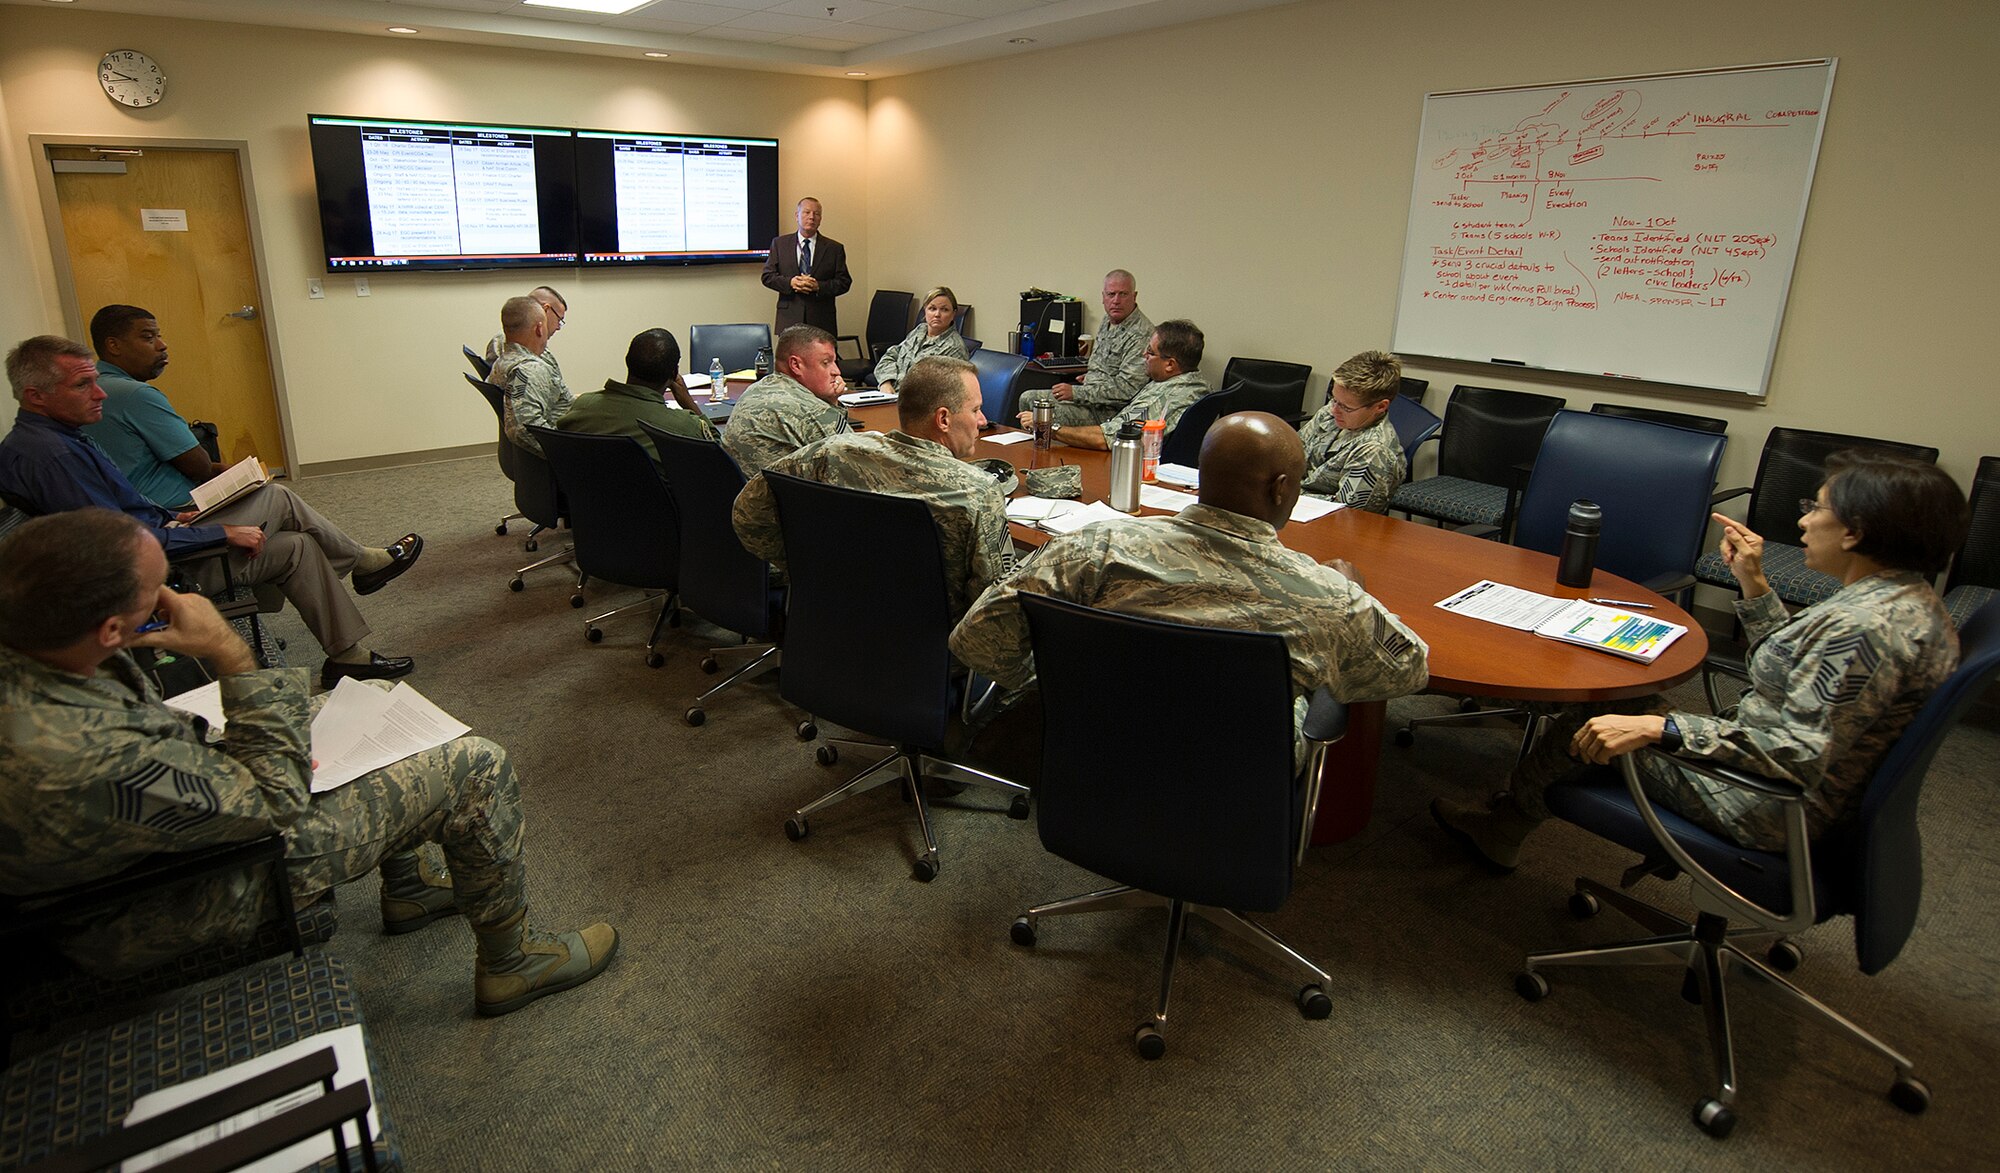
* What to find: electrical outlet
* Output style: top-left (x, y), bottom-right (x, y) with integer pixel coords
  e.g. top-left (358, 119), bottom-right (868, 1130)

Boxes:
top-left (308, 279), bottom-right (325, 299)
top-left (354, 278), bottom-right (371, 297)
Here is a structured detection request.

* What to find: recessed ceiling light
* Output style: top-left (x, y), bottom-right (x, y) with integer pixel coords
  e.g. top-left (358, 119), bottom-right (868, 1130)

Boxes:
top-left (845, 71), bottom-right (867, 77)
top-left (387, 27), bottom-right (420, 35)
top-left (1008, 38), bottom-right (1035, 45)
top-left (644, 51), bottom-right (672, 59)
top-left (522, 0), bottom-right (649, 15)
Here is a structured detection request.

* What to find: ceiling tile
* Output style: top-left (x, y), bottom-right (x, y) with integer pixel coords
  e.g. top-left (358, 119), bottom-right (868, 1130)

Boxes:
top-left (698, 24), bottom-right (794, 43)
top-left (907, 0), bottom-right (1047, 17)
top-left (716, 11), bottom-right (839, 34)
top-left (852, 7), bottom-right (966, 33)
top-left (813, 22), bottom-right (905, 43)
top-left (777, 34), bottom-right (866, 50)
top-left (602, 1), bottom-right (753, 29)
top-left (765, 0), bottom-right (893, 20)
top-left (386, 0), bottom-right (518, 12)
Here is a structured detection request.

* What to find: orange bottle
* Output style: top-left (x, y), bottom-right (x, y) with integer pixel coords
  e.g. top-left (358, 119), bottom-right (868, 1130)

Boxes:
top-left (1141, 419), bottom-right (1165, 482)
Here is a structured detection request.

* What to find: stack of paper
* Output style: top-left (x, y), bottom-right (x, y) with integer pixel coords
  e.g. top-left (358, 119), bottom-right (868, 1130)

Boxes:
top-left (1154, 463), bottom-right (1199, 489)
top-left (1436, 580), bottom-right (1686, 663)
top-left (1138, 483), bottom-right (1197, 512)
top-left (1288, 496), bottom-right (1344, 523)
top-left (1037, 500), bottom-right (1132, 535)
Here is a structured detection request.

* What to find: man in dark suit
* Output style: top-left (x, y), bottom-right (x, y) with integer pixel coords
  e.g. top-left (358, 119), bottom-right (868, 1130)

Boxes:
top-left (761, 196), bottom-right (852, 334)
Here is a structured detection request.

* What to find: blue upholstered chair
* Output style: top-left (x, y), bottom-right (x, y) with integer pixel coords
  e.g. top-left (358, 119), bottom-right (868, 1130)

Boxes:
top-left (529, 427), bottom-right (680, 667)
top-left (1388, 384), bottom-right (1565, 538)
top-left (642, 422), bottom-right (784, 726)
top-left (1385, 394), bottom-right (1442, 479)
top-left (763, 472), bottom-right (1029, 882)
top-left (969, 348), bottom-right (1032, 423)
top-left (1008, 594), bottom-right (1349, 1059)
top-left (1695, 427), bottom-right (1938, 609)
top-left (1514, 599), bottom-right (2000, 1138)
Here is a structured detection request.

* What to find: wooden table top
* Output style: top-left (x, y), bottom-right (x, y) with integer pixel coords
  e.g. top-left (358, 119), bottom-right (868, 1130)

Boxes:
top-left (849, 404), bottom-right (1708, 702)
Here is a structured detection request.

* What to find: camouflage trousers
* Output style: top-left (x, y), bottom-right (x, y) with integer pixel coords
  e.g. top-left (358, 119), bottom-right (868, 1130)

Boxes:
top-left (1016, 388), bottom-right (1115, 428)
top-left (1505, 698), bottom-right (1787, 852)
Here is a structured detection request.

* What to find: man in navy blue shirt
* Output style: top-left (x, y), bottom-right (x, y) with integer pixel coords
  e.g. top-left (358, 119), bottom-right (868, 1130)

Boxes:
top-left (1, 335), bottom-right (421, 685)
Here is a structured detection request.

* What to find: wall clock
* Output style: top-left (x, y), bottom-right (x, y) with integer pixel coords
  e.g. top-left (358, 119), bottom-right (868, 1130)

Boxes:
top-left (98, 50), bottom-right (165, 108)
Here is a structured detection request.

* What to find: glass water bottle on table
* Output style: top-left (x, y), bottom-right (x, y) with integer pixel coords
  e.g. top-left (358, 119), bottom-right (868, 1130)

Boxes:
top-left (710, 357), bottom-right (728, 404)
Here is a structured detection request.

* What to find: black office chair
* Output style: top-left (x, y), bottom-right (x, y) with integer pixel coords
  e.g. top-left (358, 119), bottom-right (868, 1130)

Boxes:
top-left (1157, 390), bottom-right (1235, 468)
top-left (1590, 401), bottom-right (1727, 434)
top-left (1515, 599), bottom-right (2000, 1137)
top-left (465, 373), bottom-right (527, 538)
top-left (1388, 384), bottom-right (1566, 539)
top-left (1220, 357), bottom-right (1312, 427)
top-left (482, 394), bottom-right (580, 592)
top-left (1008, 594), bottom-right (1349, 1058)
top-left (642, 422), bottom-right (783, 723)
top-left (529, 427), bottom-right (680, 666)
top-left (763, 472), bottom-right (1029, 882)
top-left (462, 343), bottom-right (492, 382)
top-left (1398, 410), bottom-right (1726, 747)
top-left (1940, 455), bottom-right (1999, 628)
top-left (1695, 427), bottom-right (1939, 608)
top-left (1399, 375), bottom-right (1430, 403)
top-left (688, 323), bottom-right (773, 379)
top-left (835, 290), bottom-right (913, 384)
top-left (970, 349), bottom-right (1033, 422)
top-left (1385, 394), bottom-right (1443, 479)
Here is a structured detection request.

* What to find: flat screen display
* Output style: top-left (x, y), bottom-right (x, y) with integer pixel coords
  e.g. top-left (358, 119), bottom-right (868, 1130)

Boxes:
top-left (307, 114), bottom-right (579, 271)
top-left (574, 130), bottom-right (779, 267)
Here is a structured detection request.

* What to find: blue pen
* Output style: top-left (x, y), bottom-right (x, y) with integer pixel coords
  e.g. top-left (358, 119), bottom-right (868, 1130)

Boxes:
top-left (136, 616), bottom-right (170, 634)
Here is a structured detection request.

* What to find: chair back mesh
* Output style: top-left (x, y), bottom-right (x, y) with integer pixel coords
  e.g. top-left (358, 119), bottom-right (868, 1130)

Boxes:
top-left (1746, 427), bottom-right (1938, 548)
top-left (467, 375), bottom-right (519, 484)
top-left (688, 323), bottom-right (773, 375)
top-left (1945, 455), bottom-right (2000, 594)
top-left (1019, 594), bottom-right (1300, 912)
top-left (1588, 402), bottom-right (1728, 435)
top-left (1398, 376), bottom-right (1429, 403)
top-left (1436, 385), bottom-right (1566, 487)
top-left (864, 290), bottom-right (914, 358)
top-left (1158, 391), bottom-right (1235, 467)
top-left (1220, 357), bottom-right (1312, 419)
top-left (530, 428), bottom-right (678, 591)
top-left (1514, 411), bottom-right (1726, 588)
top-left (646, 424), bottom-right (776, 641)
top-left (766, 473), bottom-right (954, 748)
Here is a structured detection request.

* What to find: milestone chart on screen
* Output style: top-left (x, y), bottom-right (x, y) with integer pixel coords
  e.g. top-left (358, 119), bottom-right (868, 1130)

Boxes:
top-left (574, 130), bottom-right (779, 266)
top-left (308, 115), bottom-right (580, 271)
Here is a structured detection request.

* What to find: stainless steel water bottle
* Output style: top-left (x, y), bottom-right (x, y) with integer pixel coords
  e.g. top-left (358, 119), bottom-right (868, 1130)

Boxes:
top-left (1557, 499), bottom-right (1602, 588)
top-left (1032, 401), bottom-right (1054, 450)
top-left (1109, 421), bottom-right (1144, 513)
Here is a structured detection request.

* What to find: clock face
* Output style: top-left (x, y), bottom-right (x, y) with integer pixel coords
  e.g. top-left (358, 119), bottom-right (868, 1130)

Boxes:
top-left (98, 50), bottom-right (165, 108)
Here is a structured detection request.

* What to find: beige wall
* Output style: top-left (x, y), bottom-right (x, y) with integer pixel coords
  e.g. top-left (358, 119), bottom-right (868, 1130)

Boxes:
top-left (865, 0), bottom-right (2000, 499)
top-left (0, 7), bottom-right (867, 465)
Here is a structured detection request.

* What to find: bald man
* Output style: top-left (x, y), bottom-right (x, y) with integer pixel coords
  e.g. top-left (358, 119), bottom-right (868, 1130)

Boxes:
top-left (950, 412), bottom-right (1429, 756)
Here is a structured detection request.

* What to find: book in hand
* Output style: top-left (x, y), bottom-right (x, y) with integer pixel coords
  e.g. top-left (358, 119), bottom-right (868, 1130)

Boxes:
top-left (1436, 580), bottom-right (1686, 664)
top-left (186, 454), bottom-right (271, 521)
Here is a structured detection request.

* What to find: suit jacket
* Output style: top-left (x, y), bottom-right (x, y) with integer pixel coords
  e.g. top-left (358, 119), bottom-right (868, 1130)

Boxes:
top-left (761, 231), bottom-right (852, 333)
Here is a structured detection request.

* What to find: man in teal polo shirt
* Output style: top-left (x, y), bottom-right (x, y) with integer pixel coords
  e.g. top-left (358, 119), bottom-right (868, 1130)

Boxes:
top-left (80, 304), bottom-right (223, 508)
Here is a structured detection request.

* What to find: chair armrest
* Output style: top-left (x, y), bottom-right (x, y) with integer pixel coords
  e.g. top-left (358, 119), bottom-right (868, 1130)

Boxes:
top-left (1639, 572), bottom-right (1695, 598)
top-left (834, 333), bottom-right (863, 363)
top-left (1709, 485), bottom-right (1750, 508)
top-left (1296, 688), bottom-right (1348, 864)
top-left (1616, 749), bottom-right (1815, 933)
top-left (1302, 687), bottom-right (1348, 743)
top-left (1453, 522), bottom-right (1502, 540)
top-left (1701, 649), bottom-right (1750, 713)
top-left (0, 835), bottom-right (287, 939)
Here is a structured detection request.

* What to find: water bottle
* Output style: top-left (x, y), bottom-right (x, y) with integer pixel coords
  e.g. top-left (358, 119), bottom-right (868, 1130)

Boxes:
top-left (1108, 421), bottom-right (1144, 513)
top-left (753, 345), bottom-right (772, 380)
top-left (1141, 419), bottom-right (1165, 482)
top-left (1019, 323), bottom-right (1036, 359)
top-left (1032, 401), bottom-right (1053, 451)
top-left (1557, 499), bottom-right (1602, 588)
top-left (709, 357), bottom-right (727, 404)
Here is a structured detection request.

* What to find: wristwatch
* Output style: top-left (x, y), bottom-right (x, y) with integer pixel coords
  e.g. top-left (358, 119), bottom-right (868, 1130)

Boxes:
top-left (1659, 715), bottom-right (1684, 754)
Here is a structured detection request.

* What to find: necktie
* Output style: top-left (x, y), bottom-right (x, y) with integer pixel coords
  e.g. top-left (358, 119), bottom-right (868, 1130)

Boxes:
top-left (800, 238), bottom-right (813, 275)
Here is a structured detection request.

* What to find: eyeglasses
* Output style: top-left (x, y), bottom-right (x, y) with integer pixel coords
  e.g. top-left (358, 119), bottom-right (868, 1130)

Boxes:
top-left (1329, 399), bottom-right (1369, 415)
top-left (1799, 498), bottom-right (1827, 517)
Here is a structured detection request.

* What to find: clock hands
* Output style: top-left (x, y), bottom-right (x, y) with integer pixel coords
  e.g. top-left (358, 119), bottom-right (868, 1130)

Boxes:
top-left (104, 71), bottom-right (139, 82)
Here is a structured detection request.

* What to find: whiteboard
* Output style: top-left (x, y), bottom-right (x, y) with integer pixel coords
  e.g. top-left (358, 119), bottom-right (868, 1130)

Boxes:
top-left (1390, 60), bottom-right (1836, 396)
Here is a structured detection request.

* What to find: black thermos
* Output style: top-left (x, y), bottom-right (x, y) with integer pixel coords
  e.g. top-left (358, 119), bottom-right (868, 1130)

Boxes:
top-left (1556, 499), bottom-right (1601, 588)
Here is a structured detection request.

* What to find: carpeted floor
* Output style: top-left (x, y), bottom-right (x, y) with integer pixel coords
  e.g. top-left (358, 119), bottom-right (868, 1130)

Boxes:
top-left (253, 456), bottom-right (1997, 1169)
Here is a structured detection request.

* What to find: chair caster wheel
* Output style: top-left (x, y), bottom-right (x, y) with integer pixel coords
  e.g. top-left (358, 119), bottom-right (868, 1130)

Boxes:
top-left (1296, 985), bottom-right (1332, 1019)
top-left (1134, 1023), bottom-right (1166, 1060)
top-left (1514, 971), bottom-right (1550, 1002)
top-left (784, 817), bottom-right (808, 841)
top-left (684, 707), bottom-right (705, 727)
top-left (1010, 917), bottom-right (1036, 947)
top-left (700, 656), bottom-right (720, 675)
top-left (1889, 1075), bottom-right (1930, 1115)
top-left (1569, 891), bottom-right (1600, 919)
top-left (570, 593), bottom-right (585, 608)
top-left (1393, 727), bottom-right (1415, 748)
top-left (585, 626), bottom-right (603, 643)
top-left (1693, 1098), bottom-right (1736, 1138)
top-left (525, 538), bottom-right (539, 553)
top-left (796, 720), bottom-right (818, 741)
top-left (1456, 696), bottom-right (1481, 713)
top-left (1008, 794), bottom-right (1031, 820)
top-left (495, 522), bottom-right (509, 536)
top-left (816, 745), bottom-right (838, 766)
top-left (508, 577), bottom-right (525, 592)
top-left (645, 651), bottom-right (665, 668)
top-left (1766, 940), bottom-right (1802, 972)
top-left (911, 855), bottom-right (939, 883)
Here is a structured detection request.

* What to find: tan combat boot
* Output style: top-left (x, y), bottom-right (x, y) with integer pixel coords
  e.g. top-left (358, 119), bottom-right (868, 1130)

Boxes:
top-left (379, 850), bottom-right (459, 935)
top-left (1430, 793), bottom-right (1540, 873)
top-left (473, 909), bottom-right (619, 1016)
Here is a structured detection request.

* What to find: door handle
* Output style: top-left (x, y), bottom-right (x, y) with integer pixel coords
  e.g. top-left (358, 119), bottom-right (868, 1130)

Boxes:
top-left (225, 305), bottom-right (258, 321)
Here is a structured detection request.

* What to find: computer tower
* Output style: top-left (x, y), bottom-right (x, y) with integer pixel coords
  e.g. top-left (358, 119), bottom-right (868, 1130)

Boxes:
top-left (1018, 295), bottom-right (1084, 358)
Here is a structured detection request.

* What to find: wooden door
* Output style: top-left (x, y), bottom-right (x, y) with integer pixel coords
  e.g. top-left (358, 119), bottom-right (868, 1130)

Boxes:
top-left (51, 146), bottom-right (287, 471)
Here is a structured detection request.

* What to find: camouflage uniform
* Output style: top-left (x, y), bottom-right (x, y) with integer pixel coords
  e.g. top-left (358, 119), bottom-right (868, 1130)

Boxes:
top-left (1094, 371), bottom-right (1211, 447)
top-left (1505, 571), bottom-right (1958, 851)
top-left (486, 333), bottom-right (563, 383)
top-left (558, 378), bottom-right (716, 474)
top-left (718, 372), bottom-right (850, 478)
top-left (1298, 410), bottom-right (1406, 513)
top-left (491, 341), bottom-right (574, 458)
top-left (734, 430), bottom-right (1014, 620)
top-left (1019, 307), bottom-right (1155, 426)
top-left (872, 326), bottom-right (969, 387)
top-left (950, 502), bottom-right (1430, 757)
top-left (0, 648), bottom-right (527, 977)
